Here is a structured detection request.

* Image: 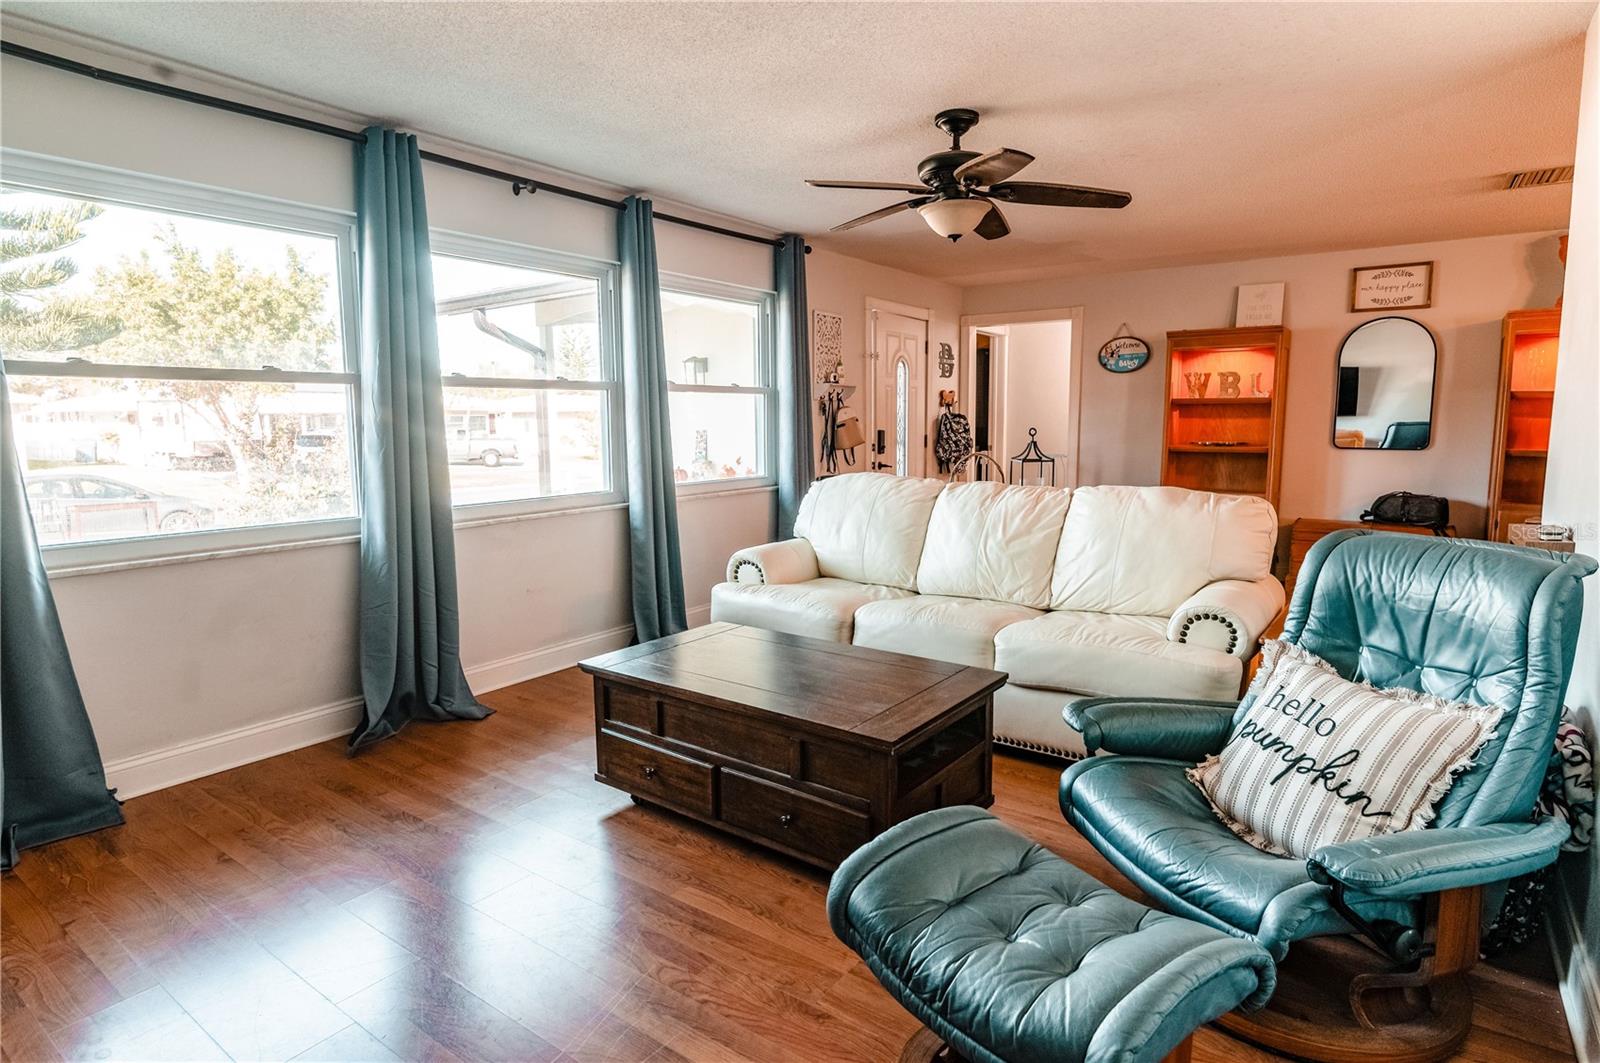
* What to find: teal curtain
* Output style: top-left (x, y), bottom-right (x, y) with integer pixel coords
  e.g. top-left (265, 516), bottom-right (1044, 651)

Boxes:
top-left (350, 127), bottom-right (489, 750)
top-left (0, 364), bottom-right (122, 869)
top-left (618, 195), bottom-right (687, 643)
top-left (774, 235), bottom-right (813, 540)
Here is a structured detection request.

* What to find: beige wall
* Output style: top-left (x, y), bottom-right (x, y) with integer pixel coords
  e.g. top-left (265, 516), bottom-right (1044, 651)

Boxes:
top-left (805, 247), bottom-right (964, 476)
top-left (961, 231), bottom-right (1567, 535)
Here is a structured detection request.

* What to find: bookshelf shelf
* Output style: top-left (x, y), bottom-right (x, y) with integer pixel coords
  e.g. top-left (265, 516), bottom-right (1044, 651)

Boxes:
top-left (1488, 308), bottom-right (1561, 541)
top-left (1161, 326), bottom-right (1290, 507)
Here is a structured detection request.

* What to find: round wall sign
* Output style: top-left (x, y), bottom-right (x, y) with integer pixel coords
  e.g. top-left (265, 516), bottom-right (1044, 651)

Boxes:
top-left (1098, 334), bottom-right (1151, 373)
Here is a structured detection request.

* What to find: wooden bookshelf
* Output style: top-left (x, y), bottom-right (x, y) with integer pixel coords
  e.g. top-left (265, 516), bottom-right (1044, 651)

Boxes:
top-left (1487, 308), bottom-right (1561, 542)
top-left (1161, 326), bottom-right (1290, 508)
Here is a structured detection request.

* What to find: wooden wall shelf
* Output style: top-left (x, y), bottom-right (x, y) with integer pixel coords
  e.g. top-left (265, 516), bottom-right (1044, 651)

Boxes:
top-left (1487, 308), bottom-right (1561, 542)
top-left (1161, 326), bottom-right (1290, 508)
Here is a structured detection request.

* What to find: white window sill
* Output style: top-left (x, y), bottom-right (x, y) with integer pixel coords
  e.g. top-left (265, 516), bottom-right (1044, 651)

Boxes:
top-left (41, 484), bottom-right (777, 578)
top-left (43, 523), bottom-right (362, 579)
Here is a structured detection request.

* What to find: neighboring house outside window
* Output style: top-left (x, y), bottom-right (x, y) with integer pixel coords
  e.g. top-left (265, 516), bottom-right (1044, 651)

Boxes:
top-left (659, 279), bottom-right (775, 488)
top-left (429, 234), bottom-right (622, 514)
top-left (1, 154), bottom-right (360, 560)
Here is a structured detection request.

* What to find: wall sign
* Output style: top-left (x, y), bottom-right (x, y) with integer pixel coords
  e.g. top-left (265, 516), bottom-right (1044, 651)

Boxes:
top-left (1350, 262), bottom-right (1433, 312)
top-left (1235, 282), bottom-right (1285, 327)
top-left (1098, 331), bottom-right (1151, 373)
top-left (936, 341), bottom-right (955, 378)
top-left (812, 309), bottom-right (843, 382)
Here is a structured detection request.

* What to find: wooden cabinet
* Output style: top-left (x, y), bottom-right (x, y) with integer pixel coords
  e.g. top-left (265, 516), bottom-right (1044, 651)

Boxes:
top-left (1162, 326), bottom-right (1290, 508)
top-left (1487, 309), bottom-right (1561, 542)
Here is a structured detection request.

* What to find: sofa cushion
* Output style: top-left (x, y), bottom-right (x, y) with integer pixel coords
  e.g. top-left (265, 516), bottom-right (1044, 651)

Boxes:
top-left (1051, 485), bottom-right (1277, 616)
top-left (794, 473), bottom-right (945, 590)
top-left (994, 611), bottom-right (1242, 701)
top-left (915, 481), bottom-right (1071, 608)
top-left (710, 578), bottom-right (912, 643)
top-left (852, 595), bottom-right (1043, 669)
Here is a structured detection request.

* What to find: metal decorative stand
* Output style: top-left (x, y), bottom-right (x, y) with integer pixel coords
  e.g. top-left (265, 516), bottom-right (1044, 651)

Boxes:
top-left (946, 451), bottom-right (1007, 484)
top-left (1008, 428), bottom-right (1056, 486)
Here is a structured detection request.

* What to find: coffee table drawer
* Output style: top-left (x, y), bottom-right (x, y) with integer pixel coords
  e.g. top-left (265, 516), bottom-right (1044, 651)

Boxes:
top-left (720, 769), bottom-right (869, 865)
top-left (598, 730), bottom-right (713, 815)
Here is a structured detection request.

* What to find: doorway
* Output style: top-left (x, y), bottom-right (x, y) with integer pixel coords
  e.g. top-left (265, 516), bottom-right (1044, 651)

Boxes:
top-left (960, 307), bottom-right (1085, 486)
top-left (867, 300), bottom-right (930, 477)
top-left (972, 329), bottom-right (1007, 481)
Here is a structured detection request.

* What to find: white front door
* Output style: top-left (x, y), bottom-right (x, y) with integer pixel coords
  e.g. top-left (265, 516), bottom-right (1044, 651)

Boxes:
top-left (871, 310), bottom-right (928, 476)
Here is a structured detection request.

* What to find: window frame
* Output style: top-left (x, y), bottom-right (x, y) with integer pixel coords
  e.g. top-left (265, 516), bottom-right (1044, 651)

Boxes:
top-left (657, 272), bottom-right (777, 495)
top-left (0, 149), bottom-right (364, 571)
top-left (428, 229), bottom-right (625, 520)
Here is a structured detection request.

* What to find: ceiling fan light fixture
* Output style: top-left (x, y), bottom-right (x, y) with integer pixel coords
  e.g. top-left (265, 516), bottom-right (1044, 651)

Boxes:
top-left (917, 198), bottom-right (991, 241)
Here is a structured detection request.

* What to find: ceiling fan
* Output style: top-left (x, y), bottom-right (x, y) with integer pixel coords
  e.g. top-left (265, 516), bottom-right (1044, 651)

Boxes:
top-left (807, 108), bottom-right (1131, 242)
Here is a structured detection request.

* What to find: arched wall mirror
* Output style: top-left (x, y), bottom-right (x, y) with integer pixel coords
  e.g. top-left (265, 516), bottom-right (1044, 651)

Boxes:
top-left (1332, 316), bottom-right (1437, 450)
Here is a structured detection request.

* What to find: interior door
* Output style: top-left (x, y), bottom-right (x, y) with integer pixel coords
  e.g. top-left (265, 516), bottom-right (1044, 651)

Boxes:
top-left (871, 310), bottom-right (928, 476)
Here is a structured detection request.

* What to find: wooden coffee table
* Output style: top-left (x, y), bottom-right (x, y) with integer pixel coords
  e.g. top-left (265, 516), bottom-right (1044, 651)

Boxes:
top-left (579, 623), bottom-right (1007, 869)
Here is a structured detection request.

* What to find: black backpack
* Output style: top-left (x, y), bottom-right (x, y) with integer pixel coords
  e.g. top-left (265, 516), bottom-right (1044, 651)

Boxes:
top-left (1361, 491), bottom-right (1450, 533)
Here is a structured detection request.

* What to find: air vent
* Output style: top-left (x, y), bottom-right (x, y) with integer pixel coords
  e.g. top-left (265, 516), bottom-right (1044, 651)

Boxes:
top-left (1505, 166), bottom-right (1575, 190)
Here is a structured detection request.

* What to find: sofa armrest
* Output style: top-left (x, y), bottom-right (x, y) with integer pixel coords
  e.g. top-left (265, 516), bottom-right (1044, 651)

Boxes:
top-left (726, 539), bottom-right (819, 585)
top-left (1167, 576), bottom-right (1286, 658)
top-left (1307, 819), bottom-right (1571, 899)
top-left (1064, 697), bottom-right (1239, 760)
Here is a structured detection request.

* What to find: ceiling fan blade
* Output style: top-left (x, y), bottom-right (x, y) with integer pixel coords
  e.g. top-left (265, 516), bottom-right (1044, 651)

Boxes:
top-left (807, 179), bottom-right (929, 193)
top-left (829, 197), bottom-right (931, 232)
top-left (986, 181), bottom-right (1132, 209)
top-left (974, 201), bottom-right (1010, 241)
top-left (953, 148), bottom-right (1035, 187)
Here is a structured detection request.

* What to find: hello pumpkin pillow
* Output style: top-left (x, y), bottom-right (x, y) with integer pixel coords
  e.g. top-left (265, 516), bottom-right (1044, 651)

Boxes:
top-left (1188, 640), bottom-right (1503, 859)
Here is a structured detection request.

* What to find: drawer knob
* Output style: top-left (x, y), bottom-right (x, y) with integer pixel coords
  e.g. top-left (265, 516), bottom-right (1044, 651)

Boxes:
top-left (642, 765), bottom-right (658, 779)
top-left (778, 813), bottom-right (795, 828)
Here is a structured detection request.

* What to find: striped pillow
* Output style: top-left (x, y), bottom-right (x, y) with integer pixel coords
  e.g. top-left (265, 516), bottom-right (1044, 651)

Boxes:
top-left (1188, 640), bottom-right (1503, 858)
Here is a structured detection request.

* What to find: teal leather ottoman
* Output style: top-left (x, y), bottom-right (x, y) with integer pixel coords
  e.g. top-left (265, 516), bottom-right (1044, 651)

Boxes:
top-left (828, 807), bottom-right (1276, 1063)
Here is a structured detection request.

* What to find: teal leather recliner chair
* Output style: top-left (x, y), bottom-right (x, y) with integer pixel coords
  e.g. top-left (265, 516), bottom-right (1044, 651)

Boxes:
top-left (1061, 530), bottom-right (1595, 1061)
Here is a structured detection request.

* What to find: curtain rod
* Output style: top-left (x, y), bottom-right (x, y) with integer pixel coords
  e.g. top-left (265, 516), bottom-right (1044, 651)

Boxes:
top-left (2, 40), bottom-right (806, 252)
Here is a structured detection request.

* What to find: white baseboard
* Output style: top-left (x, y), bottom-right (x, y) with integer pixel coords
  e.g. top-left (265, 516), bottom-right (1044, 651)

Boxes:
top-left (465, 622), bottom-right (635, 693)
top-left (104, 696), bottom-right (363, 801)
top-left (103, 619), bottom-right (654, 801)
top-left (1549, 861), bottom-right (1600, 1063)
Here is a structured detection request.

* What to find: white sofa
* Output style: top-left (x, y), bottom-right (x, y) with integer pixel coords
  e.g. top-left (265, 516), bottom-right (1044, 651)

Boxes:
top-left (710, 473), bottom-right (1284, 758)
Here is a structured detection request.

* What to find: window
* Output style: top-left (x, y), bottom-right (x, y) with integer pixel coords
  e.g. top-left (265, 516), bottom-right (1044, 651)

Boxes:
top-left (660, 281), bottom-right (774, 485)
top-left (894, 357), bottom-right (910, 476)
top-left (430, 238), bottom-right (620, 510)
top-left (1, 160), bottom-right (358, 553)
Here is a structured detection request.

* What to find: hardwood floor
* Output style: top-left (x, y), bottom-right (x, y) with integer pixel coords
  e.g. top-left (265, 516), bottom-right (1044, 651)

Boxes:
top-left (2, 667), bottom-right (1576, 1063)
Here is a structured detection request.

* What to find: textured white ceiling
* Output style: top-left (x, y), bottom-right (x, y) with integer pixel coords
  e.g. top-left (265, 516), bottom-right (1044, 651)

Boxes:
top-left (5, 1), bottom-right (1593, 284)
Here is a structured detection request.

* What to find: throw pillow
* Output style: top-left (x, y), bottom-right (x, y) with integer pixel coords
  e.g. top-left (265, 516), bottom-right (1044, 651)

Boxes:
top-left (1189, 640), bottom-right (1504, 858)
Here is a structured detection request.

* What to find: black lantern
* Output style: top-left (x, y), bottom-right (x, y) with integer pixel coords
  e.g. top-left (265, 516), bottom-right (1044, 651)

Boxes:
top-left (1008, 427), bottom-right (1056, 487)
